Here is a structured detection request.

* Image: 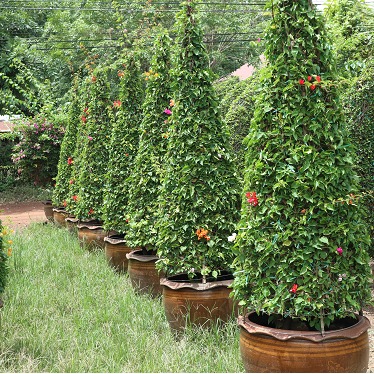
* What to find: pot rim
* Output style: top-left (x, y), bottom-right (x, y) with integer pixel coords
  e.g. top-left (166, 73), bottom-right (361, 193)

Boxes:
top-left (65, 217), bottom-right (79, 223)
top-left (125, 249), bottom-right (159, 262)
top-left (77, 223), bottom-right (104, 230)
top-left (53, 207), bottom-right (67, 213)
top-left (104, 234), bottom-right (126, 245)
top-left (238, 312), bottom-right (371, 342)
top-left (160, 276), bottom-right (233, 291)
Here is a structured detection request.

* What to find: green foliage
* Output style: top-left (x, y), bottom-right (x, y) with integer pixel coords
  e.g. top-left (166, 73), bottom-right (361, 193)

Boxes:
top-left (52, 74), bottom-right (82, 208)
top-left (0, 132), bottom-right (19, 191)
top-left (103, 52), bottom-right (144, 233)
top-left (232, 0), bottom-right (371, 331)
top-left (71, 67), bottom-right (113, 221)
top-left (0, 220), bottom-right (9, 295)
top-left (156, 1), bottom-right (241, 279)
top-left (126, 29), bottom-right (172, 249)
top-left (324, 0), bottom-right (374, 77)
top-left (11, 114), bottom-right (65, 186)
top-left (343, 58), bottom-right (374, 248)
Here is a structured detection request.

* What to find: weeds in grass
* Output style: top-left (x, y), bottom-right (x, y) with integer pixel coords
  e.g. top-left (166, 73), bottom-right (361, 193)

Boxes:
top-left (0, 185), bottom-right (52, 205)
top-left (0, 223), bottom-right (243, 372)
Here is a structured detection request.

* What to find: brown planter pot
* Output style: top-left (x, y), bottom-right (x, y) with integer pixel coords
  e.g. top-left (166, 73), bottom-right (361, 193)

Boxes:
top-left (42, 200), bottom-right (54, 222)
top-left (126, 249), bottom-right (163, 297)
top-left (238, 312), bottom-right (370, 373)
top-left (65, 216), bottom-right (79, 233)
top-left (161, 272), bottom-right (236, 332)
top-left (53, 208), bottom-right (69, 227)
top-left (104, 235), bottom-right (140, 272)
top-left (77, 221), bottom-right (106, 250)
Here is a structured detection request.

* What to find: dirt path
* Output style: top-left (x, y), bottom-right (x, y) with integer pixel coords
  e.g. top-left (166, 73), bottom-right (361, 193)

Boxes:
top-left (0, 201), bottom-right (47, 230)
top-left (0, 201), bottom-right (373, 371)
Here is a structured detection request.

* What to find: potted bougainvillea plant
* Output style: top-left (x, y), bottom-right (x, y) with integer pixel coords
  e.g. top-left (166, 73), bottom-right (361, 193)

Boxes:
top-left (52, 73), bottom-right (82, 228)
top-left (72, 65), bottom-right (113, 249)
top-left (156, 1), bottom-right (241, 331)
top-left (232, 0), bottom-right (372, 372)
top-left (124, 28), bottom-right (172, 296)
top-left (102, 50), bottom-right (144, 272)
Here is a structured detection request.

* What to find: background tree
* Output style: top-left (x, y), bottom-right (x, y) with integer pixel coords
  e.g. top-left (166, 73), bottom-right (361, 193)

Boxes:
top-left (156, 1), bottom-right (240, 279)
top-left (232, 0), bottom-right (371, 331)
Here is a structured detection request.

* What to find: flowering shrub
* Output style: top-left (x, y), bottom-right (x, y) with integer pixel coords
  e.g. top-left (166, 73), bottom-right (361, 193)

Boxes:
top-left (232, 0), bottom-right (371, 332)
top-left (70, 66), bottom-right (113, 221)
top-left (102, 52), bottom-right (144, 233)
top-left (125, 28), bottom-right (172, 250)
top-left (12, 114), bottom-right (64, 186)
top-left (53, 74), bottom-right (82, 208)
top-left (0, 220), bottom-right (11, 295)
top-left (156, 2), bottom-right (240, 279)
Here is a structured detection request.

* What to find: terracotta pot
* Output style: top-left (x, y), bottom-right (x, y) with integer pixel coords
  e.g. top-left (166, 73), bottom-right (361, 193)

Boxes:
top-left (77, 221), bottom-right (106, 250)
top-left (104, 235), bottom-right (140, 272)
top-left (65, 216), bottom-right (79, 233)
top-left (238, 312), bottom-right (370, 373)
top-left (42, 200), bottom-right (54, 222)
top-left (161, 272), bottom-right (236, 332)
top-left (126, 249), bottom-right (163, 297)
top-left (53, 207), bottom-right (69, 227)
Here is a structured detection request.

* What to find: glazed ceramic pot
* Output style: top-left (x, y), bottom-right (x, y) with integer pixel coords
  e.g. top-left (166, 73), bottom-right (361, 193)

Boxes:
top-left (104, 234), bottom-right (139, 272)
top-left (238, 311), bottom-right (370, 373)
top-left (42, 200), bottom-right (54, 222)
top-left (161, 271), bottom-right (236, 332)
top-left (52, 207), bottom-right (69, 227)
top-left (65, 216), bottom-right (79, 233)
top-left (77, 221), bottom-right (106, 250)
top-left (126, 249), bottom-right (163, 297)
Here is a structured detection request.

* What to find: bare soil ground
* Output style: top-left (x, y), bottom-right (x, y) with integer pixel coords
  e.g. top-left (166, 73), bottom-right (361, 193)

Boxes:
top-left (0, 201), bottom-right (374, 371)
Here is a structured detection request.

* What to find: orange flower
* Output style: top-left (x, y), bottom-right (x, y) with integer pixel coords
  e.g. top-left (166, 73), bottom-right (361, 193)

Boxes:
top-left (91, 76), bottom-right (97, 83)
top-left (169, 99), bottom-right (175, 107)
top-left (7, 248), bottom-right (12, 257)
top-left (196, 228), bottom-right (209, 240)
top-left (63, 200), bottom-right (67, 207)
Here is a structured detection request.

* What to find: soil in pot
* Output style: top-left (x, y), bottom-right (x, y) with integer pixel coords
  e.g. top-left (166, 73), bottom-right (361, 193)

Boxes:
top-left (126, 249), bottom-right (163, 297)
top-left (104, 234), bottom-right (139, 272)
top-left (238, 311), bottom-right (370, 373)
top-left (161, 271), bottom-right (237, 332)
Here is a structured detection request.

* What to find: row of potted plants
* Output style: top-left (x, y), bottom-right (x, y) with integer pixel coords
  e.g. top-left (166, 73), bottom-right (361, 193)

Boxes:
top-left (49, 0), bottom-right (371, 372)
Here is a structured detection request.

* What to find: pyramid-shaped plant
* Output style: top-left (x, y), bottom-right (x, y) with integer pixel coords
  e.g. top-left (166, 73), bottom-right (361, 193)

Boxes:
top-left (156, 1), bottom-right (241, 279)
top-left (232, 0), bottom-right (371, 331)
top-left (71, 66), bottom-right (113, 221)
top-left (125, 28), bottom-right (173, 250)
top-left (52, 74), bottom-right (81, 208)
top-left (102, 51), bottom-right (144, 234)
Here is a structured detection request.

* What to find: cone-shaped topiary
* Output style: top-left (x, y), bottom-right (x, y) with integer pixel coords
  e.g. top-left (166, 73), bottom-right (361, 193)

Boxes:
top-left (125, 28), bottom-right (172, 250)
top-left (52, 74), bottom-right (81, 209)
top-left (0, 220), bottom-right (9, 296)
top-left (232, 0), bottom-right (371, 332)
top-left (156, 1), bottom-right (241, 279)
top-left (71, 66), bottom-right (113, 221)
top-left (103, 52), bottom-right (144, 233)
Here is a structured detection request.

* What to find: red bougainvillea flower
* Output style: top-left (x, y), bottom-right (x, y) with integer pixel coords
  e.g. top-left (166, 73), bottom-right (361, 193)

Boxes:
top-left (69, 179), bottom-right (74, 185)
top-left (67, 157), bottom-right (73, 165)
top-left (290, 284), bottom-right (298, 294)
top-left (299, 79), bottom-right (305, 85)
top-left (307, 75), bottom-right (312, 81)
top-left (72, 195), bottom-right (78, 202)
top-left (91, 76), bottom-right (97, 83)
top-left (336, 247), bottom-right (343, 256)
top-left (113, 100), bottom-right (122, 108)
top-left (316, 75), bottom-right (321, 82)
top-left (81, 116), bottom-right (87, 123)
top-left (310, 84), bottom-right (316, 91)
top-left (84, 107), bottom-right (89, 113)
top-left (88, 208), bottom-right (94, 215)
top-left (245, 192), bottom-right (259, 206)
top-left (164, 108), bottom-right (172, 115)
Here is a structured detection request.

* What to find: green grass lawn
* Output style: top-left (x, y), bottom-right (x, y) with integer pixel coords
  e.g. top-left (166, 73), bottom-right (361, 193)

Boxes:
top-left (0, 223), bottom-right (243, 372)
